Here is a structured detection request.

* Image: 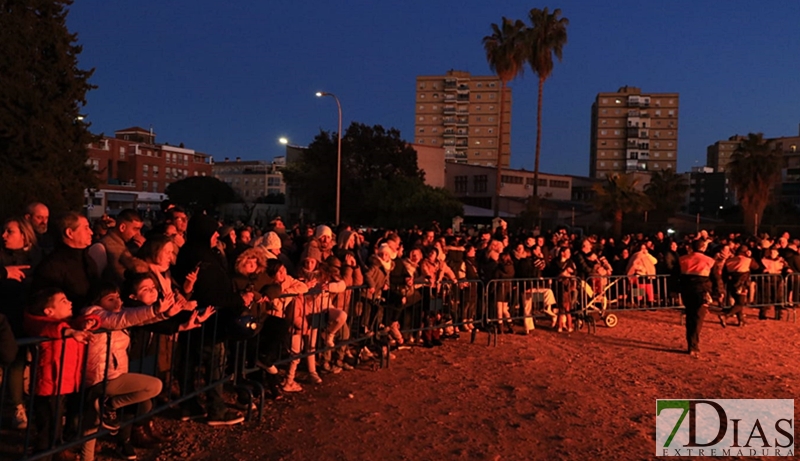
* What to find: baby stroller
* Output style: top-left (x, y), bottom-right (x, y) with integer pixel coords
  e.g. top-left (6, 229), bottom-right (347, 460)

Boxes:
top-left (572, 277), bottom-right (620, 332)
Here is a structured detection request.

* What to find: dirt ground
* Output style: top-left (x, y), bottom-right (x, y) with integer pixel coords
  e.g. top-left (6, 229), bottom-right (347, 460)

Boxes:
top-left (18, 307), bottom-right (800, 461)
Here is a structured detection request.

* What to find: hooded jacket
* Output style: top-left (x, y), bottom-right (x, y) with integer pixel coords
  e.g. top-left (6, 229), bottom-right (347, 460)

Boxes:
top-left (174, 214), bottom-right (246, 342)
top-left (24, 312), bottom-right (101, 396)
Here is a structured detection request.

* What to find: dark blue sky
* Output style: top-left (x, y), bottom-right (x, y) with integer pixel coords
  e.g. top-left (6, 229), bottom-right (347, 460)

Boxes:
top-left (67, 0), bottom-right (800, 176)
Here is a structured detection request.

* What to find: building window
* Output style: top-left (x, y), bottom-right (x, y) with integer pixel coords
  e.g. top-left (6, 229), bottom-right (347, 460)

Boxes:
top-left (152, 181), bottom-right (158, 192)
top-left (418, 128), bottom-right (425, 133)
top-left (419, 105), bottom-right (424, 110)
top-left (420, 94), bottom-right (425, 99)
top-left (142, 164), bottom-right (149, 176)
top-left (473, 175), bottom-right (488, 193)
top-left (600, 162), bottom-right (606, 167)
top-left (152, 165), bottom-right (159, 176)
top-left (418, 139), bottom-right (424, 144)
top-left (475, 94), bottom-right (482, 100)
top-left (419, 83), bottom-right (426, 89)
top-left (667, 152), bottom-right (673, 158)
top-left (549, 179), bottom-right (569, 188)
top-left (489, 93), bottom-right (496, 99)
top-left (601, 120), bottom-right (607, 125)
top-left (600, 130), bottom-right (607, 135)
top-left (418, 116), bottom-right (424, 121)
top-left (476, 83), bottom-right (483, 88)
top-left (119, 147), bottom-right (126, 160)
top-left (489, 82), bottom-right (496, 87)
top-left (433, 94), bottom-right (439, 99)
top-left (142, 180), bottom-right (148, 190)
top-left (455, 175), bottom-right (468, 193)
top-left (431, 139), bottom-right (437, 144)
top-left (432, 128), bottom-right (438, 133)
top-left (501, 175), bottom-right (523, 185)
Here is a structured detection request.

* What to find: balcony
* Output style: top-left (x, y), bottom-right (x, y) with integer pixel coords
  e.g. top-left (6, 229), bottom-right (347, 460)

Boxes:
top-left (444, 94), bottom-right (456, 101)
top-left (457, 95), bottom-right (469, 102)
top-left (443, 140), bottom-right (455, 146)
top-left (444, 80), bottom-right (457, 89)
top-left (455, 141), bottom-right (468, 147)
top-left (443, 130), bottom-right (455, 137)
top-left (455, 131), bottom-right (468, 137)
top-left (443, 117), bottom-right (456, 125)
top-left (443, 105), bottom-right (456, 114)
top-left (456, 117), bottom-right (468, 125)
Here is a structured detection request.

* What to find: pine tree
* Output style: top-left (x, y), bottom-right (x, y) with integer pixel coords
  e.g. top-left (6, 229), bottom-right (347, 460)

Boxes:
top-left (0, 0), bottom-right (97, 218)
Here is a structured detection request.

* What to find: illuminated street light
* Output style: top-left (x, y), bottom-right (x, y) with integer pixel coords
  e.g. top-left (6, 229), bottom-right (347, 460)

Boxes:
top-left (315, 91), bottom-right (342, 225)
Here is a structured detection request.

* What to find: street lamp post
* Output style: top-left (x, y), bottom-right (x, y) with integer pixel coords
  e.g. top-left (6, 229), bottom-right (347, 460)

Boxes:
top-left (316, 91), bottom-right (342, 225)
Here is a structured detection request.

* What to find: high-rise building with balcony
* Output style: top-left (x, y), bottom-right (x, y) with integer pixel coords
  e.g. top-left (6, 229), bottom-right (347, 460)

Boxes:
top-left (414, 70), bottom-right (511, 167)
top-left (706, 135), bottom-right (746, 173)
top-left (589, 86), bottom-right (679, 178)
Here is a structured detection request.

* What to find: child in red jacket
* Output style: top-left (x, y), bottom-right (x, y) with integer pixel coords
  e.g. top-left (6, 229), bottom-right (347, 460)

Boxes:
top-left (24, 287), bottom-right (99, 460)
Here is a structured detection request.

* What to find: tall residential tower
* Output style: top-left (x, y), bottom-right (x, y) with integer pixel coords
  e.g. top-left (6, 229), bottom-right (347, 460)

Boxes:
top-left (589, 86), bottom-right (679, 178)
top-left (414, 70), bottom-right (511, 167)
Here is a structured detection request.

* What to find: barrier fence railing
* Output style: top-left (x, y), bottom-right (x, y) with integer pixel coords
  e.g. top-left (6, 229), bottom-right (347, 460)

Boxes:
top-left (3, 274), bottom-right (796, 459)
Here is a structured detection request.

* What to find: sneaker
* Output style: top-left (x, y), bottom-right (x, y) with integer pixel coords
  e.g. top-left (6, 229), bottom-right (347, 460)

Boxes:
top-left (308, 372), bottom-right (323, 384)
top-left (282, 380), bottom-right (303, 393)
top-left (100, 403), bottom-right (120, 434)
top-left (337, 360), bottom-right (354, 370)
top-left (13, 404), bottom-right (27, 430)
top-left (179, 401), bottom-right (208, 422)
top-left (117, 442), bottom-right (137, 460)
top-left (206, 409), bottom-right (245, 427)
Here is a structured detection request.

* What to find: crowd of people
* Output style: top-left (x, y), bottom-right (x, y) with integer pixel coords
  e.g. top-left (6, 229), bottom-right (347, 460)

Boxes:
top-left (0, 201), bottom-right (797, 460)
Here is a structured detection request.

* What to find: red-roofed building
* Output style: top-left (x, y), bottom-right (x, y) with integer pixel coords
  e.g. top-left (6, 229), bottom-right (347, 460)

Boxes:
top-left (85, 127), bottom-right (212, 217)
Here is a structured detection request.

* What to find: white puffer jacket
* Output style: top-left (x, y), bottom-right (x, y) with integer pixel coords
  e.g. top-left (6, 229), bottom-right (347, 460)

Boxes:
top-left (83, 305), bottom-right (164, 387)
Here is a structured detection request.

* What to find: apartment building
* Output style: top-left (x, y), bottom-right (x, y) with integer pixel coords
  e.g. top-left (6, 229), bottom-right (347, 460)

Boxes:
top-left (212, 158), bottom-right (285, 201)
top-left (589, 86), bottom-right (679, 178)
top-left (85, 126), bottom-right (212, 217)
top-left (414, 70), bottom-right (511, 167)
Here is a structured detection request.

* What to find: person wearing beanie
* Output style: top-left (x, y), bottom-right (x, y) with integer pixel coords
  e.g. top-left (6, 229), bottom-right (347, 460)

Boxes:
top-left (301, 225), bottom-right (335, 264)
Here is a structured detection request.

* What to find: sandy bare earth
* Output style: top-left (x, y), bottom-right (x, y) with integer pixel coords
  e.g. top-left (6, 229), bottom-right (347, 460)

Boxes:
top-left (95, 308), bottom-right (798, 461)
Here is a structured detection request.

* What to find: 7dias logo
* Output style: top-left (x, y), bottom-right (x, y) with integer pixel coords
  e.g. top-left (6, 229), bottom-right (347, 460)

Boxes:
top-left (656, 399), bottom-right (794, 457)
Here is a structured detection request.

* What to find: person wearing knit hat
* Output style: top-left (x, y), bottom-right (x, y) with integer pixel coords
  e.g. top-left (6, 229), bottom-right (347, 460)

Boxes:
top-left (315, 225), bottom-right (333, 239)
top-left (263, 231), bottom-right (281, 253)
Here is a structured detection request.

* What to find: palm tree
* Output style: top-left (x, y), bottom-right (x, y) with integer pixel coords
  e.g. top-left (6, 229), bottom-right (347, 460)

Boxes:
top-left (593, 173), bottom-right (651, 238)
top-left (483, 17), bottom-right (526, 217)
top-left (644, 168), bottom-right (689, 224)
top-left (728, 132), bottom-right (783, 235)
top-left (523, 7), bottom-right (568, 198)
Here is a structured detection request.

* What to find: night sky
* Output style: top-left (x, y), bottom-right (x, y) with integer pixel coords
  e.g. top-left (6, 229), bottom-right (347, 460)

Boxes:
top-left (67, 0), bottom-right (800, 176)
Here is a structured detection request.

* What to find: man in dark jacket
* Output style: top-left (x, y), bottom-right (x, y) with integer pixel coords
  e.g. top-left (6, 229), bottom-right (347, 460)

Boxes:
top-left (31, 212), bottom-right (99, 310)
top-left (172, 213), bottom-right (250, 427)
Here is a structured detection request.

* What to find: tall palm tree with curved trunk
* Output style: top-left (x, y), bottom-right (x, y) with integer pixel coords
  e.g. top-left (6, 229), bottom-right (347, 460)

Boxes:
top-left (524, 7), bottom-right (568, 198)
top-left (728, 132), bottom-right (783, 235)
top-left (483, 17), bottom-right (526, 217)
top-left (593, 173), bottom-right (651, 238)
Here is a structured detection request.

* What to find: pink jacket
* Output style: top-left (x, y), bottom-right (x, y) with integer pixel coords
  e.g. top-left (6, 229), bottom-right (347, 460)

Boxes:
top-left (83, 304), bottom-right (164, 386)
